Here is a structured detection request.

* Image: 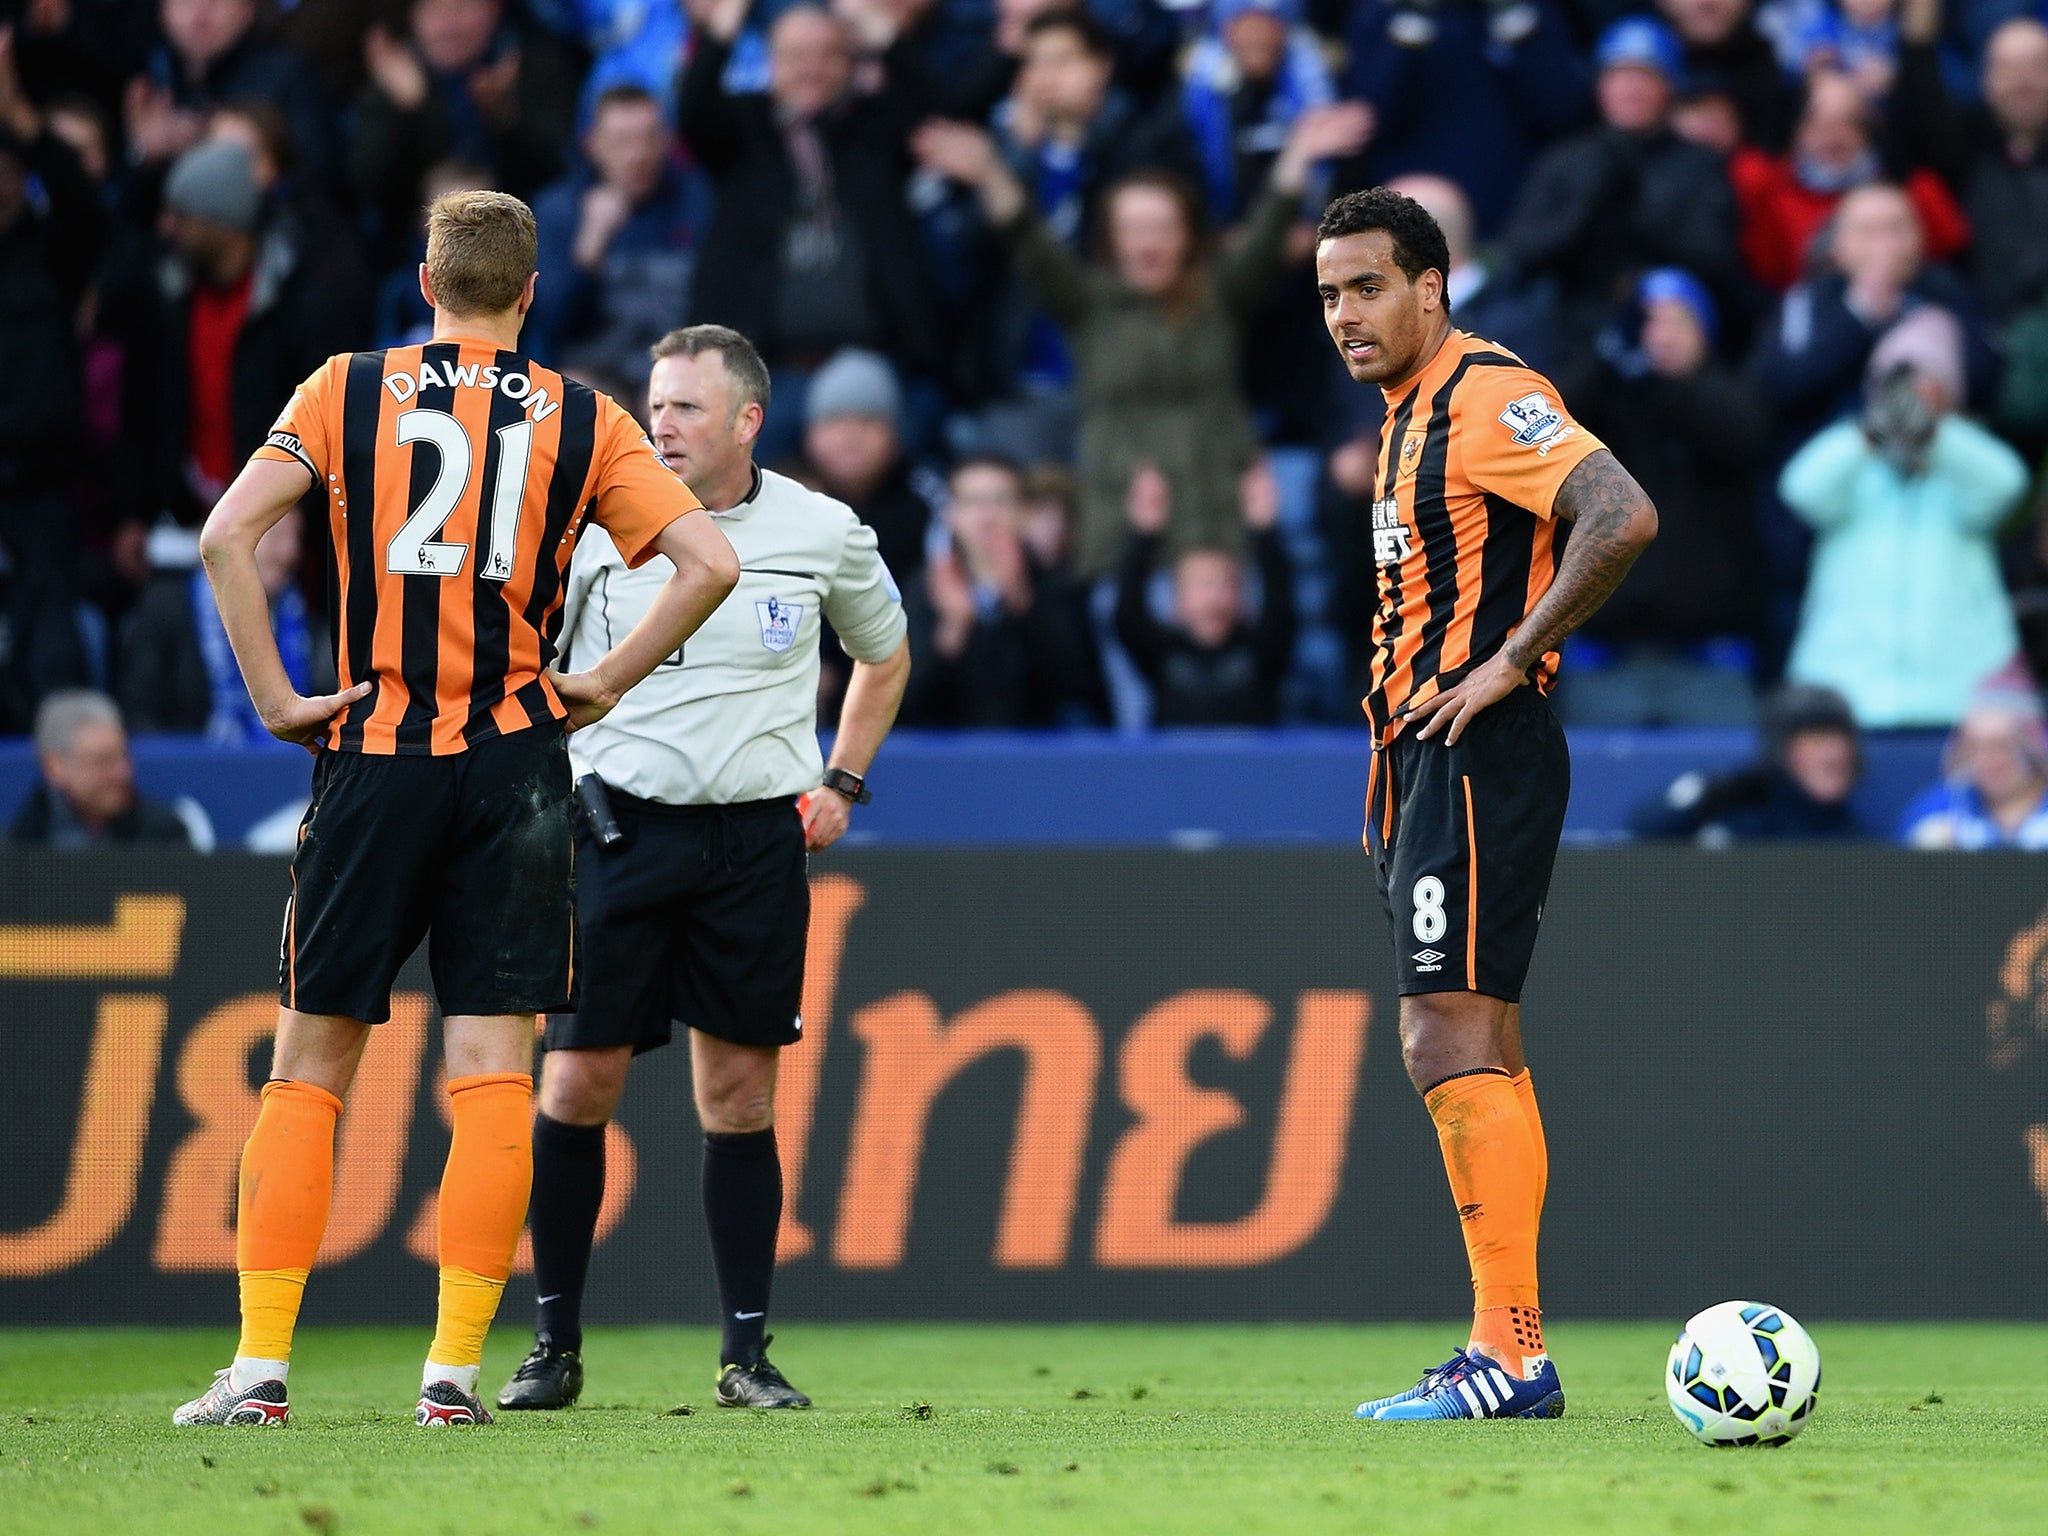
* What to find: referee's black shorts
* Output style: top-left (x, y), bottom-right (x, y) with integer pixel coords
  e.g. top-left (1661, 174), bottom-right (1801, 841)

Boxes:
top-left (281, 724), bottom-right (576, 1024)
top-left (1366, 684), bottom-right (1570, 1004)
top-left (545, 789), bottom-right (809, 1056)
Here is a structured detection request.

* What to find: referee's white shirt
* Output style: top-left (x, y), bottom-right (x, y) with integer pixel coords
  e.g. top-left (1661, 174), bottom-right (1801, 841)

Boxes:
top-left (556, 465), bottom-right (907, 805)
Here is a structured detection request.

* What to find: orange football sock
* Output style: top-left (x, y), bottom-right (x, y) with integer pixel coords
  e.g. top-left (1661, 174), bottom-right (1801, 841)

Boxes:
top-left (1424, 1068), bottom-right (1543, 1377)
top-left (1510, 1068), bottom-right (1548, 1234)
top-left (427, 1073), bottom-right (534, 1370)
top-left (235, 1078), bottom-right (343, 1361)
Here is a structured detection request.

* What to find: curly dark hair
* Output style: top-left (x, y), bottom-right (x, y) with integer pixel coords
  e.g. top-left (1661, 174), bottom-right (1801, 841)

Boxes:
top-left (1316, 188), bottom-right (1453, 313)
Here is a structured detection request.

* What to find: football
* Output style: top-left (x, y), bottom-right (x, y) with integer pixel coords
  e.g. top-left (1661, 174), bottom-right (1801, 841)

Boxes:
top-left (1666, 1300), bottom-right (1822, 1447)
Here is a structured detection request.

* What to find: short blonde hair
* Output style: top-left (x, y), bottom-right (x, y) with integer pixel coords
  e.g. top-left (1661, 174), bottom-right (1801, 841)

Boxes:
top-left (424, 190), bottom-right (537, 318)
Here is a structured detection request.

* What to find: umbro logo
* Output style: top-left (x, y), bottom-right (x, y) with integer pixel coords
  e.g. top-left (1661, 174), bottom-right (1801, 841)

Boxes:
top-left (1412, 948), bottom-right (1446, 973)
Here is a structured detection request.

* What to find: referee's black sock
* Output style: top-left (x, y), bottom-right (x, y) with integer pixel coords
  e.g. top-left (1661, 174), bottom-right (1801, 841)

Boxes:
top-left (703, 1127), bottom-right (781, 1367)
top-left (529, 1112), bottom-right (607, 1355)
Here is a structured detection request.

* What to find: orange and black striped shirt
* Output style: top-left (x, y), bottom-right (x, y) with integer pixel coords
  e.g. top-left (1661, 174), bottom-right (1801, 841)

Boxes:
top-left (1363, 331), bottom-right (1605, 744)
top-left (252, 338), bottom-right (699, 755)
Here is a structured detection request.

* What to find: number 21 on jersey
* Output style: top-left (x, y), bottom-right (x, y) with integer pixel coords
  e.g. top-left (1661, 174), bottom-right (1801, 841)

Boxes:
top-left (386, 407), bottom-right (536, 580)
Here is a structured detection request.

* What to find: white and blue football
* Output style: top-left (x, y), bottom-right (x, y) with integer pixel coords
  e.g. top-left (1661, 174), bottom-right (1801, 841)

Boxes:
top-left (1666, 1300), bottom-right (1821, 1447)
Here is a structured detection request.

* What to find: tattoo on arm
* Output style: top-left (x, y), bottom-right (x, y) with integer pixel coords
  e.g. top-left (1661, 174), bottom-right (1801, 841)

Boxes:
top-left (1503, 450), bottom-right (1657, 673)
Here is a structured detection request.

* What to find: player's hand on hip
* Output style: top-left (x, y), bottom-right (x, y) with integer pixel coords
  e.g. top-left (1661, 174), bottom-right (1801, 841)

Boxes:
top-left (1403, 651), bottom-right (1528, 746)
top-left (547, 667), bottom-right (623, 732)
top-left (264, 682), bottom-right (371, 755)
top-left (800, 785), bottom-right (852, 852)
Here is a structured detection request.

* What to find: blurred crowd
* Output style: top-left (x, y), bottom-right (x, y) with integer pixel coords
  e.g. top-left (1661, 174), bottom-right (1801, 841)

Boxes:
top-left (10, 0), bottom-right (2048, 811)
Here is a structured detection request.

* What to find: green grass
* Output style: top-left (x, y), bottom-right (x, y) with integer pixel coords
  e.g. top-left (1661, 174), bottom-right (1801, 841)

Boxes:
top-left (2, 1324), bottom-right (2042, 1535)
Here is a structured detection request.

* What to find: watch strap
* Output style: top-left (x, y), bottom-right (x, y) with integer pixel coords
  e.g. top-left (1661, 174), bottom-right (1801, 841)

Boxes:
top-left (822, 767), bottom-right (872, 805)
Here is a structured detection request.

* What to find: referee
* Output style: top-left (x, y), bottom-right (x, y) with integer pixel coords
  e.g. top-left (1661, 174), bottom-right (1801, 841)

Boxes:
top-left (497, 326), bottom-right (910, 1411)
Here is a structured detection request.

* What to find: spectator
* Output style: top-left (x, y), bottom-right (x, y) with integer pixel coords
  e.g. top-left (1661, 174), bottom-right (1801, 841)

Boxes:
top-left (1659, 0), bottom-right (1798, 148)
top-left (1181, 0), bottom-right (1346, 444)
top-left (1730, 68), bottom-right (1968, 292)
top-left (1386, 172), bottom-right (1557, 372)
top-left (0, 37), bottom-right (100, 726)
top-left (1761, 0), bottom-right (1900, 101)
top-left (678, 0), bottom-right (942, 459)
top-left (1629, 682), bottom-right (1864, 842)
top-left (528, 84), bottom-right (706, 379)
top-left (1018, 460), bottom-right (1082, 573)
top-left (1500, 17), bottom-right (1740, 369)
top-left (351, 0), bottom-right (579, 247)
top-left (1896, 1), bottom-right (2048, 320)
top-left (913, 100), bottom-right (1368, 576)
top-left (992, 7), bottom-right (1199, 250)
top-left (100, 137), bottom-right (367, 533)
top-left (1559, 268), bottom-right (1765, 724)
top-left (1899, 684), bottom-right (2048, 847)
top-left (1114, 460), bottom-right (1295, 727)
top-left (1755, 179), bottom-right (1997, 443)
top-left (1341, 0), bottom-right (1589, 236)
top-left (117, 504), bottom-right (330, 739)
top-left (127, 0), bottom-right (335, 182)
top-left (900, 452), bottom-right (1106, 725)
top-left (1181, 0), bottom-right (1336, 228)
top-left (798, 349), bottom-right (939, 587)
top-left (6, 690), bottom-right (193, 848)
top-left (1780, 305), bottom-right (2029, 727)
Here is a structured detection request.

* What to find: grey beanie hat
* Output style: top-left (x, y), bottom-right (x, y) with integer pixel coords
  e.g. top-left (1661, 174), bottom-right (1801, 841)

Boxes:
top-left (805, 348), bottom-right (901, 426)
top-left (164, 139), bottom-right (263, 234)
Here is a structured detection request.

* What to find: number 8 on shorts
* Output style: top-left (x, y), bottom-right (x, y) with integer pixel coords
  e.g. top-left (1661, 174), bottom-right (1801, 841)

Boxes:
top-left (1411, 875), bottom-right (1448, 943)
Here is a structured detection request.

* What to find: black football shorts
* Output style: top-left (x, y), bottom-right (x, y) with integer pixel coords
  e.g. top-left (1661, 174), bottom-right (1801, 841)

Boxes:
top-left (544, 791), bottom-right (809, 1056)
top-left (1366, 683), bottom-right (1570, 1003)
top-left (281, 725), bottom-right (575, 1023)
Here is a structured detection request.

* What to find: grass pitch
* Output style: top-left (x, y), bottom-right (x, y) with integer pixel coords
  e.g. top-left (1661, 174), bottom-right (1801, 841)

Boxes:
top-left (2, 1323), bottom-right (2042, 1535)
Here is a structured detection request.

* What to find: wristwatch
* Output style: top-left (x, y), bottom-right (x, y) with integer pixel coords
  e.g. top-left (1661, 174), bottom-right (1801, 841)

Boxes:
top-left (821, 767), bottom-right (872, 805)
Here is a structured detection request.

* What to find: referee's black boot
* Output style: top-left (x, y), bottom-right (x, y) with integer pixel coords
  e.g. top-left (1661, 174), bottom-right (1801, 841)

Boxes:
top-left (496, 1336), bottom-right (584, 1411)
top-left (715, 1337), bottom-right (811, 1409)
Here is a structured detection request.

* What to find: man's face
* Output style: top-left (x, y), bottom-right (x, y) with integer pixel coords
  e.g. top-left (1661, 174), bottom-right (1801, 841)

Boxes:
top-left (161, 0), bottom-right (255, 67)
top-left (412, 0), bottom-right (501, 74)
top-left (1794, 73), bottom-right (1870, 172)
top-left (1224, 12), bottom-right (1288, 85)
top-left (1108, 184), bottom-right (1191, 296)
top-left (1783, 729), bottom-right (1858, 805)
top-left (1985, 21), bottom-right (2048, 141)
top-left (1958, 712), bottom-right (2045, 805)
top-left (43, 719), bottom-right (136, 827)
top-left (1658, 0), bottom-right (1747, 47)
top-left (1174, 550), bottom-right (1243, 648)
top-left (1018, 28), bottom-right (1112, 124)
top-left (1831, 186), bottom-right (1922, 288)
top-left (946, 464), bottom-right (1024, 561)
top-left (1598, 64), bottom-right (1672, 134)
top-left (1317, 231), bottom-right (1439, 387)
top-left (1640, 296), bottom-right (1708, 376)
top-left (648, 352), bottom-right (748, 500)
top-left (804, 414), bottom-right (897, 498)
top-left (586, 100), bottom-right (671, 201)
top-left (771, 10), bottom-right (853, 121)
top-left (162, 210), bottom-right (244, 273)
